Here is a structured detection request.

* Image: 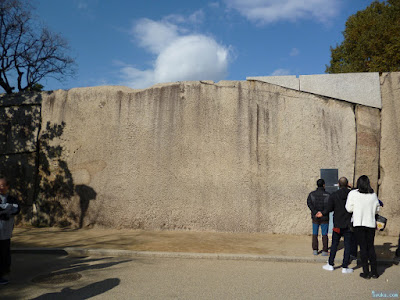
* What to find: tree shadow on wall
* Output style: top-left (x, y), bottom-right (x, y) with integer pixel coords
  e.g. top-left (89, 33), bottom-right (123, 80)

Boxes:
top-left (0, 94), bottom-right (96, 228)
top-left (34, 121), bottom-right (97, 228)
top-left (0, 92), bottom-right (43, 222)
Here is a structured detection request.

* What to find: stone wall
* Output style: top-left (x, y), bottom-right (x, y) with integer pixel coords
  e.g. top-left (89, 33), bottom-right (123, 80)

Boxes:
top-left (379, 73), bottom-right (400, 236)
top-left (354, 105), bottom-right (381, 192)
top-left (1, 73), bottom-right (398, 236)
top-left (36, 81), bottom-right (357, 234)
top-left (0, 93), bottom-right (42, 221)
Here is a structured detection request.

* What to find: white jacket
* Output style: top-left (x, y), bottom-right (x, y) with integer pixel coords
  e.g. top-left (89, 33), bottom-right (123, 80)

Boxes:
top-left (345, 189), bottom-right (379, 228)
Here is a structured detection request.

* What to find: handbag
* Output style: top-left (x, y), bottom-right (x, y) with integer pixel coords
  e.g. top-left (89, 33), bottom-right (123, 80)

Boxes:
top-left (376, 214), bottom-right (387, 231)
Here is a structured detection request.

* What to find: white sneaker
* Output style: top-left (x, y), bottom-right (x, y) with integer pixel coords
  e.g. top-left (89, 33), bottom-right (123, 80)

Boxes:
top-left (322, 263), bottom-right (334, 271)
top-left (342, 268), bottom-right (354, 274)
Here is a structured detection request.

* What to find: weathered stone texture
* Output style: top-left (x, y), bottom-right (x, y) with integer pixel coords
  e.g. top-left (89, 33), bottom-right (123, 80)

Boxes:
top-left (354, 105), bottom-right (381, 191)
top-left (379, 73), bottom-right (400, 236)
top-left (38, 82), bottom-right (356, 233)
top-left (0, 104), bottom-right (41, 154)
top-left (0, 94), bottom-right (41, 218)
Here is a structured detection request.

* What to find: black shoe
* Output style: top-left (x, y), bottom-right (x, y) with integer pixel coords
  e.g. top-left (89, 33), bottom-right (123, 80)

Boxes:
top-left (371, 273), bottom-right (379, 279)
top-left (359, 273), bottom-right (371, 279)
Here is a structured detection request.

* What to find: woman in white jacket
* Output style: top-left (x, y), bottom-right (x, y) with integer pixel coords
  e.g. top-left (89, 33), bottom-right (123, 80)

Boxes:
top-left (345, 175), bottom-right (380, 279)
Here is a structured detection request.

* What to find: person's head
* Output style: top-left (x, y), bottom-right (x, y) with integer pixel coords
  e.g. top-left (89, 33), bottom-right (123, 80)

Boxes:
top-left (356, 175), bottom-right (374, 194)
top-left (338, 177), bottom-right (348, 188)
top-left (0, 176), bottom-right (9, 195)
top-left (317, 179), bottom-right (325, 188)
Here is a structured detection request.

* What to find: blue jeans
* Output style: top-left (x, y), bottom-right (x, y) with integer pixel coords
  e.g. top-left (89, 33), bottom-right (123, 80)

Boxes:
top-left (312, 223), bottom-right (329, 236)
top-left (312, 221), bottom-right (329, 252)
top-left (328, 228), bottom-right (353, 268)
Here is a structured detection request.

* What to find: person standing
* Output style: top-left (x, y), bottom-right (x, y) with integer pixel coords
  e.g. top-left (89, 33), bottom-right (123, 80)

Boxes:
top-left (307, 179), bottom-right (330, 256)
top-left (320, 177), bottom-right (354, 273)
top-left (345, 175), bottom-right (380, 279)
top-left (0, 176), bottom-right (20, 285)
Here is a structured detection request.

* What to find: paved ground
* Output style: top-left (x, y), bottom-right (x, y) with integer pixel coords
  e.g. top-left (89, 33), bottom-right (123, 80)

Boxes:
top-left (1, 253), bottom-right (399, 299)
top-left (10, 226), bottom-right (400, 261)
top-left (0, 226), bottom-right (398, 299)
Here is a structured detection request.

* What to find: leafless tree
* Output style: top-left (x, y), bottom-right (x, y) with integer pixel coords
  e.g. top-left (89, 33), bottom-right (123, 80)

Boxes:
top-left (0, 0), bottom-right (75, 94)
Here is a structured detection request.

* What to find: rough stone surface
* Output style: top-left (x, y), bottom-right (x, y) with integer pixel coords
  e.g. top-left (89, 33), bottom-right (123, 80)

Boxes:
top-left (299, 73), bottom-right (381, 108)
top-left (38, 81), bottom-right (356, 234)
top-left (354, 105), bottom-right (381, 191)
top-left (0, 153), bottom-right (37, 206)
top-left (0, 96), bottom-right (41, 220)
top-left (0, 104), bottom-right (41, 154)
top-left (247, 73), bottom-right (382, 109)
top-left (246, 76), bottom-right (299, 90)
top-left (379, 73), bottom-right (400, 236)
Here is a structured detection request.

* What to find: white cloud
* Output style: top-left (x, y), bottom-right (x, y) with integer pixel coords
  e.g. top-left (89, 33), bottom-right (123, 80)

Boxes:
top-left (119, 65), bottom-right (155, 90)
top-left (271, 69), bottom-right (292, 76)
top-left (224, 0), bottom-right (341, 25)
top-left (121, 18), bottom-right (231, 89)
top-left (290, 48), bottom-right (299, 56)
top-left (154, 35), bottom-right (229, 83)
top-left (133, 19), bottom-right (180, 54)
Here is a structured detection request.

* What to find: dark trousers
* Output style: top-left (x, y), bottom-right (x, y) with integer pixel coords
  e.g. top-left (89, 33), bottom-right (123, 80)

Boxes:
top-left (354, 226), bottom-right (377, 275)
top-left (328, 228), bottom-right (353, 268)
top-left (350, 231), bottom-right (358, 257)
top-left (0, 239), bottom-right (11, 276)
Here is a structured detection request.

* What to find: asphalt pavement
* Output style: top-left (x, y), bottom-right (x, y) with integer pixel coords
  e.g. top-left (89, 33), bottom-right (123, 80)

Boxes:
top-left (0, 226), bottom-right (398, 299)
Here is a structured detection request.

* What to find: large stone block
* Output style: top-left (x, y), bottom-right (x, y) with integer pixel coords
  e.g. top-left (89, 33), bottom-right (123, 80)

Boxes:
top-left (38, 82), bottom-right (356, 234)
top-left (246, 76), bottom-right (299, 90)
top-left (354, 105), bottom-right (381, 191)
top-left (378, 73), bottom-right (400, 236)
top-left (299, 73), bottom-right (381, 109)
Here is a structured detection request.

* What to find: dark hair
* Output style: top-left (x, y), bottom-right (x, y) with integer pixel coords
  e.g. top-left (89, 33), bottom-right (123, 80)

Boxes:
top-left (317, 179), bottom-right (325, 188)
top-left (356, 175), bottom-right (374, 194)
top-left (338, 177), bottom-right (348, 188)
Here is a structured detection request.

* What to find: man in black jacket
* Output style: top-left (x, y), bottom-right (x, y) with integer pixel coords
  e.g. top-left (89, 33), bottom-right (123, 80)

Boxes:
top-left (319, 177), bottom-right (354, 273)
top-left (307, 179), bottom-right (330, 256)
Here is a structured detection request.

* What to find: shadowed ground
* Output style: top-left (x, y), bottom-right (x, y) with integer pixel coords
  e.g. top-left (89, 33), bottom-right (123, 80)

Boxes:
top-left (12, 226), bottom-right (399, 259)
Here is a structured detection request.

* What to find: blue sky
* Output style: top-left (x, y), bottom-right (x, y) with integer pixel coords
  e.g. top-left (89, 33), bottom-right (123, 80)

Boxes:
top-left (33, 0), bottom-right (375, 91)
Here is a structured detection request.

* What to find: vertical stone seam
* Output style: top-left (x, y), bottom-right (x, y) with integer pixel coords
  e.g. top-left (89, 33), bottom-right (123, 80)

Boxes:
top-left (376, 108), bottom-right (382, 196)
top-left (256, 103), bottom-right (260, 166)
top-left (353, 104), bottom-right (358, 187)
top-left (376, 80), bottom-right (384, 196)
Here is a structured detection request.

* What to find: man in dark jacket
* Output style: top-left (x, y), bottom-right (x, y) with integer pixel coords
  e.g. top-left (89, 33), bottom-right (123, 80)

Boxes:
top-left (0, 176), bottom-right (20, 285)
top-left (307, 179), bottom-right (330, 256)
top-left (319, 177), bottom-right (354, 273)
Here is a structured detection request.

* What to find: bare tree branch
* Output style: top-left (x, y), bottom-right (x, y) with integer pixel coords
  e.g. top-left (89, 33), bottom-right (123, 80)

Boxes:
top-left (0, 0), bottom-right (76, 93)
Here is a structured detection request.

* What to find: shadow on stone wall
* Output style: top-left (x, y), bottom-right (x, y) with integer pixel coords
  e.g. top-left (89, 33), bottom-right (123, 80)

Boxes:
top-left (0, 93), bottom-right (98, 228)
top-left (75, 185), bottom-right (97, 228)
top-left (0, 93), bottom-right (42, 222)
top-left (34, 121), bottom-right (98, 228)
top-left (34, 121), bottom-right (74, 226)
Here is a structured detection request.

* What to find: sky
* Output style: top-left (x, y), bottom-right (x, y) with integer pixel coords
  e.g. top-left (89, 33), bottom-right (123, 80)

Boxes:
top-left (32, 0), bottom-right (376, 91)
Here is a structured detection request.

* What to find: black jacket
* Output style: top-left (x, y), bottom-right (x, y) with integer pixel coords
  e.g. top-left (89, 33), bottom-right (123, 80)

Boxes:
top-left (307, 187), bottom-right (330, 222)
top-left (322, 187), bottom-right (352, 229)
